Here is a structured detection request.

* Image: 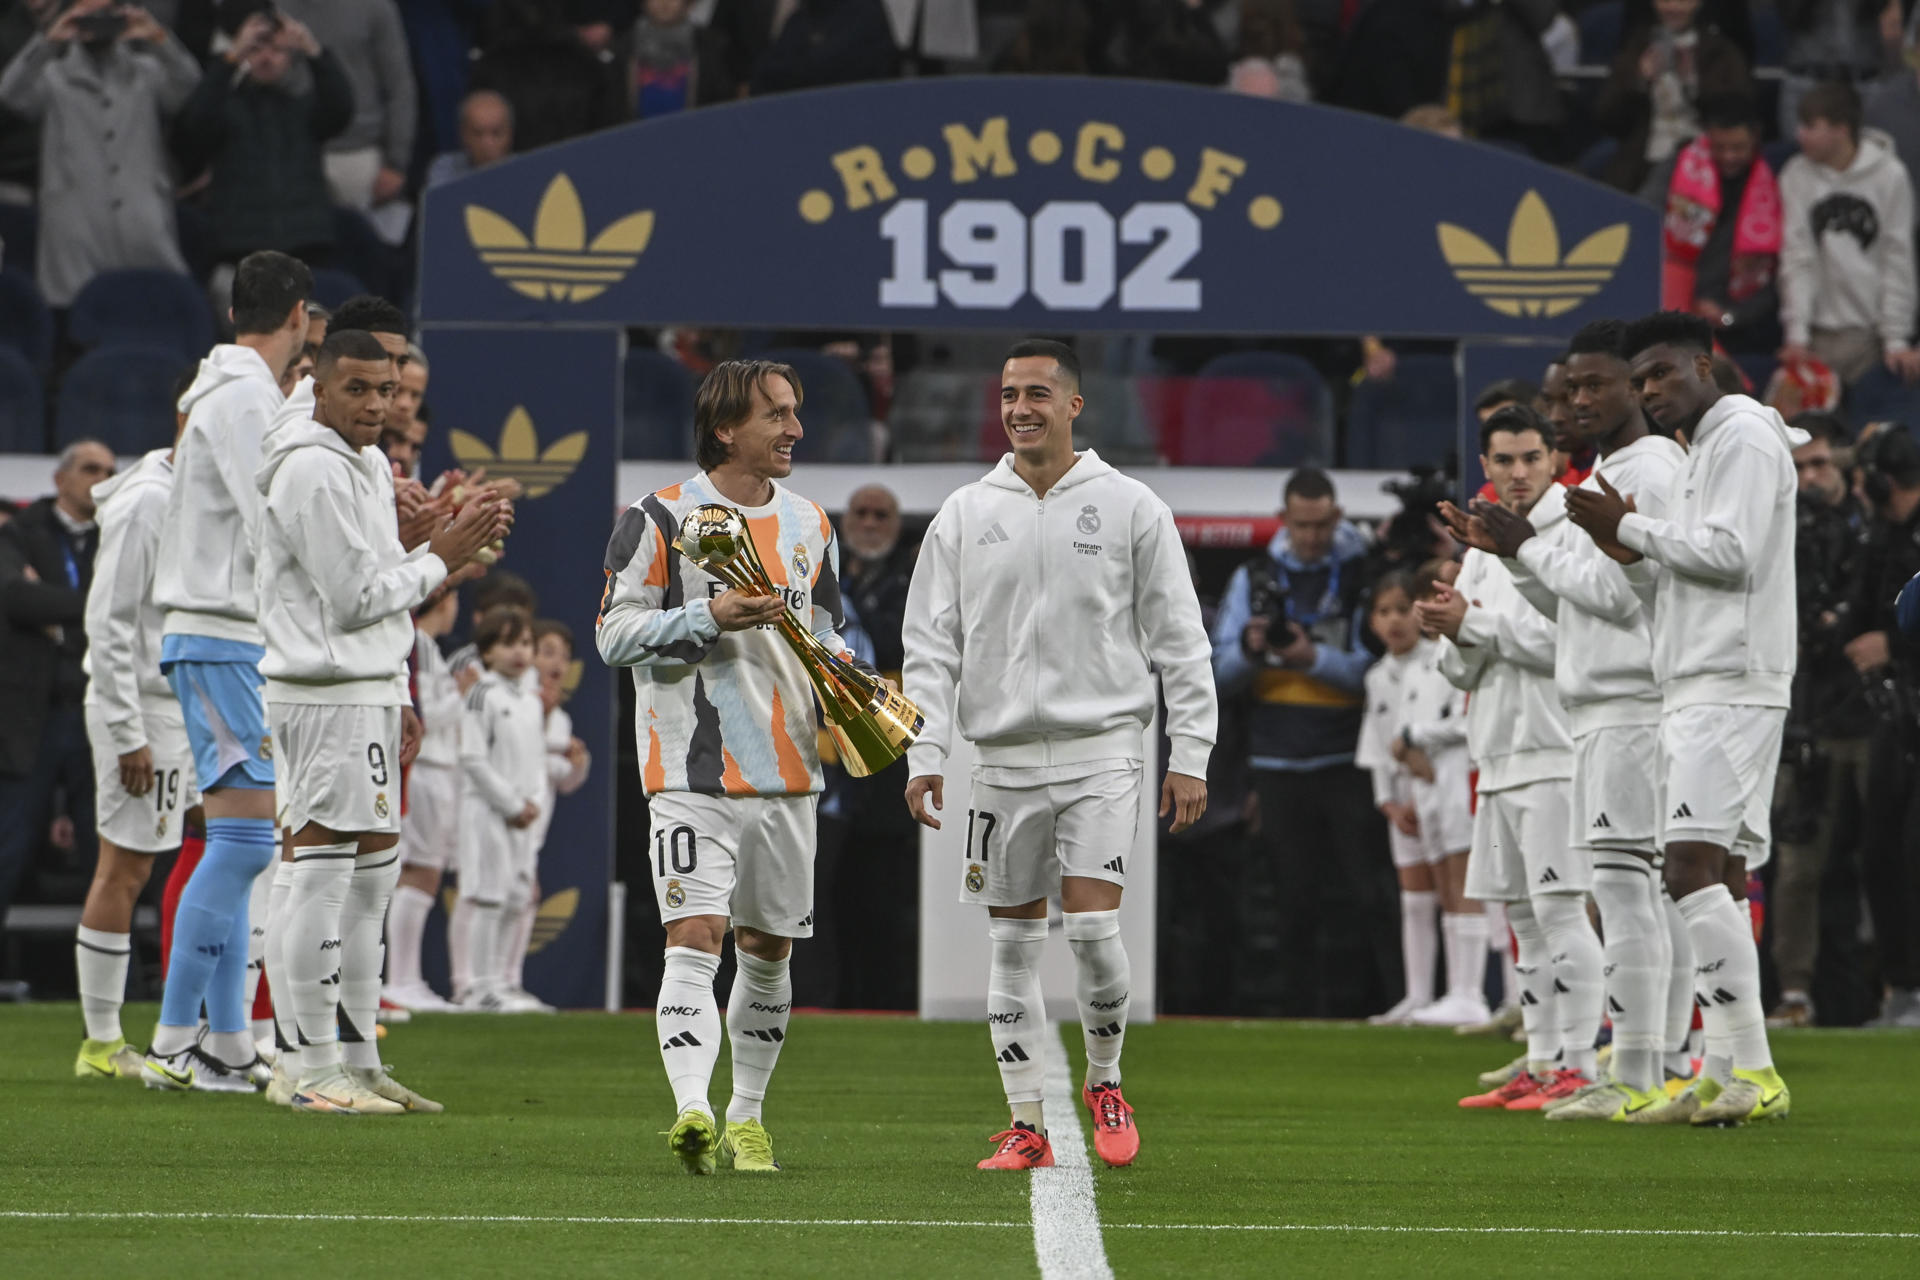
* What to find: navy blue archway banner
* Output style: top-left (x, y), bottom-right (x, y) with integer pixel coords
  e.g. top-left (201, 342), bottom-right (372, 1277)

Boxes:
top-left (418, 76), bottom-right (1658, 336)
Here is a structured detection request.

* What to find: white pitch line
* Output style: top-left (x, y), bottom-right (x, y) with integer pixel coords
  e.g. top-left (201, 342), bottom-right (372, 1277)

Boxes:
top-left (0, 1212), bottom-right (1915, 1240)
top-left (1030, 1022), bottom-right (1116, 1280)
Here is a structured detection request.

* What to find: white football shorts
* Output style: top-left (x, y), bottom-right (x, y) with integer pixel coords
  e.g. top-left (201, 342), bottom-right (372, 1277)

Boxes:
top-left (958, 764), bottom-right (1141, 907)
top-left (1465, 778), bottom-right (1587, 902)
top-left (269, 703), bottom-right (403, 836)
top-left (646, 790), bottom-right (818, 938)
top-left (456, 791), bottom-right (524, 905)
top-left (1570, 724), bottom-right (1659, 853)
top-left (398, 759), bottom-right (459, 871)
top-left (1656, 704), bottom-right (1785, 870)
top-left (86, 700), bottom-right (202, 853)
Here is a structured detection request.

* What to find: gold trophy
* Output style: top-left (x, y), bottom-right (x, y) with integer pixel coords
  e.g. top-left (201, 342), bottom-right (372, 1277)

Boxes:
top-left (674, 504), bottom-right (924, 777)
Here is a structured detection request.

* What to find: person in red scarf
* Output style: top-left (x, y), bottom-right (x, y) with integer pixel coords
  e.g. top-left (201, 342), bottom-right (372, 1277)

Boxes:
top-left (1662, 94), bottom-right (1782, 355)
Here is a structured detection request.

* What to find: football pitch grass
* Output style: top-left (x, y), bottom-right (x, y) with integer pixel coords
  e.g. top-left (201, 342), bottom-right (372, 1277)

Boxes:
top-left (3, 1006), bottom-right (1917, 1278)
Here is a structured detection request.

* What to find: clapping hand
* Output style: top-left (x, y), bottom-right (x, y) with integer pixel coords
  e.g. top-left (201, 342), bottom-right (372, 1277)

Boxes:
top-left (1564, 474), bottom-right (1642, 564)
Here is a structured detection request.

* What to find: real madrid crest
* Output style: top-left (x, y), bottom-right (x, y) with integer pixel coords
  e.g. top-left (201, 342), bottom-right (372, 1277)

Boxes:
top-left (665, 879), bottom-right (687, 909)
top-left (792, 543), bottom-right (810, 580)
top-left (1076, 505), bottom-right (1101, 535)
top-left (374, 792), bottom-right (390, 819)
top-left (965, 863), bottom-right (985, 894)
top-left (260, 735), bottom-right (274, 761)
top-left (156, 816), bottom-right (168, 839)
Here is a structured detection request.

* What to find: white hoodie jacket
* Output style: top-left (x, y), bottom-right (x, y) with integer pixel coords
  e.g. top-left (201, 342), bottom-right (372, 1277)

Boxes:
top-left (902, 450), bottom-right (1217, 779)
top-left (1779, 127), bottom-right (1917, 350)
top-left (155, 344), bottom-right (285, 646)
top-left (1438, 484), bottom-right (1573, 793)
top-left (253, 400), bottom-right (448, 706)
top-left (1504, 433), bottom-right (1686, 736)
top-left (1355, 637), bottom-right (1470, 814)
top-left (1617, 393), bottom-right (1798, 711)
top-left (83, 450), bottom-right (174, 753)
top-left (414, 629), bottom-right (462, 769)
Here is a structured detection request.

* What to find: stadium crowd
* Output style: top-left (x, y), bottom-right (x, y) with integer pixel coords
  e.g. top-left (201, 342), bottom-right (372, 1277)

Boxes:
top-left (0, 0), bottom-right (1918, 1046)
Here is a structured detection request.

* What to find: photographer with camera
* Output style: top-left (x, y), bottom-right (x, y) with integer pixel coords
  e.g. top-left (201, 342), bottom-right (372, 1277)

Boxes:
top-left (1770, 412), bottom-right (1870, 1028)
top-left (1843, 423), bottom-right (1920, 1028)
top-left (0, 1), bottom-right (200, 310)
top-left (1210, 468), bottom-right (1395, 1017)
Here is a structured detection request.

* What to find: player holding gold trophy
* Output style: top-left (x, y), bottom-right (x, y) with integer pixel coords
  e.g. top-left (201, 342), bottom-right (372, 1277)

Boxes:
top-left (598, 359), bottom-right (905, 1175)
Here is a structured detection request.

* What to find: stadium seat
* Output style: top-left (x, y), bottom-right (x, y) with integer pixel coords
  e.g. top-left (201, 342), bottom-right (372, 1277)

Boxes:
top-left (1847, 364), bottom-right (1920, 429)
top-left (889, 368), bottom-right (992, 462)
top-left (1347, 354), bottom-right (1462, 471)
top-left (0, 344), bottom-right (44, 451)
top-left (1750, 4), bottom-right (1785, 67)
top-left (173, 201), bottom-right (216, 284)
top-left (1179, 351), bottom-right (1333, 467)
top-left (620, 347), bottom-right (697, 459)
top-left (763, 348), bottom-right (874, 463)
top-left (333, 205), bottom-right (400, 308)
top-left (67, 270), bottom-right (214, 363)
top-left (0, 269), bottom-right (54, 375)
top-left (1072, 372), bottom-right (1162, 465)
top-left (1763, 139), bottom-right (1799, 176)
top-left (55, 344), bottom-right (184, 454)
top-left (1577, 1), bottom-right (1624, 66)
top-left (310, 267), bottom-right (369, 310)
top-left (0, 202), bottom-right (35, 279)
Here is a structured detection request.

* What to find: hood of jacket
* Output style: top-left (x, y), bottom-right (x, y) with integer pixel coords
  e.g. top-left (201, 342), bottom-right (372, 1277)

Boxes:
top-left (179, 344), bottom-right (279, 417)
top-left (1526, 480), bottom-right (1569, 533)
top-left (1692, 391), bottom-right (1797, 453)
top-left (91, 448), bottom-right (170, 511)
top-left (982, 449), bottom-right (1117, 496)
top-left (257, 410), bottom-right (362, 498)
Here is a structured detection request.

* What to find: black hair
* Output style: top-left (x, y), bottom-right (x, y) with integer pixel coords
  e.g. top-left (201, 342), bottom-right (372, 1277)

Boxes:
top-left (1283, 466), bottom-right (1336, 504)
top-left (316, 328), bottom-right (393, 375)
top-left (474, 605), bottom-right (533, 658)
top-left (1622, 310), bottom-right (1716, 361)
top-left (1789, 410), bottom-right (1850, 447)
top-left (329, 293), bottom-right (408, 337)
top-left (472, 568), bottom-right (538, 616)
top-left (172, 364), bottom-right (200, 407)
top-left (1566, 318), bottom-right (1628, 360)
top-left (1699, 93), bottom-right (1761, 133)
top-left (1004, 338), bottom-right (1081, 391)
top-left (231, 251), bottom-right (312, 337)
top-left (533, 617), bottom-right (575, 654)
top-left (1473, 379), bottom-right (1538, 414)
top-left (1480, 403), bottom-right (1556, 456)
top-left (1370, 569), bottom-right (1417, 606)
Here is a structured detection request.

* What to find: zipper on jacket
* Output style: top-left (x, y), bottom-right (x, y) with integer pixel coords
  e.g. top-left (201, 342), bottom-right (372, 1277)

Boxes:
top-left (1031, 496), bottom-right (1047, 764)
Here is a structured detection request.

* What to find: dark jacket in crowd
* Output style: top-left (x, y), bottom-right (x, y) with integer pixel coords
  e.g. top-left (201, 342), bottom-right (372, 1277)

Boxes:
top-left (1210, 521), bottom-right (1377, 770)
top-left (1848, 496), bottom-right (1920, 692)
top-left (1595, 23), bottom-right (1752, 193)
top-left (173, 50), bottom-right (355, 259)
top-left (0, 499), bottom-right (93, 776)
top-left (467, 22), bottom-right (628, 153)
top-left (840, 540), bottom-right (918, 677)
top-left (1795, 491), bottom-right (1871, 740)
top-left (750, 0), bottom-right (899, 96)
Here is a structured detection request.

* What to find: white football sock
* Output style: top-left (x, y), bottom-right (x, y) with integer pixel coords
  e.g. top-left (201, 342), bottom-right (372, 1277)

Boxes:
top-left (1535, 891), bottom-right (1603, 1078)
top-left (987, 916), bottom-right (1049, 1118)
top-left (506, 891), bottom-right (536, 991)
top-left (1396, 890), bottom-right (1439, 1010)
top-left (465, 901), bottom-right (503, 1000)
top-left (657, 946), bottom-right (722, 1117)
top-left (1590, 860), bottom-right (1664, 1091)
top-left (1659, 882), bottom-right (1695, 1077)
top-left (1506, 897), bottom-right (1559, 1073)
top-left (386, 883), bottom-right (432, 993)
top-left (340, 849), bottom-right (400, 1071)
top-left (1065, 909), bottom-right (1129, 1088)
top-left (1679, 884), bottom-right (1773, 1072)
top-left (285, 844), bottom-right (356, 1077)
top-left (76, 926), bottom-right (130, 1043)
top-left (726, 950), bottom-right (793, 1125)
top-left (266, 860), bottom-right (298, 1064)
top-left (1443, 912), bottom-right (1488, 1003)
top-left (449, 893), bottom-right (474, 1000)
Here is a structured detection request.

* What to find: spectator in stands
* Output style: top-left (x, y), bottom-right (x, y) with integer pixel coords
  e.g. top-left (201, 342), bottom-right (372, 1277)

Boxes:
top-left (0, 3), bottom-right (43, 209)
top-left (396, 0), bottom-right (491, 179)
top-left (630, 0), bottom-right (736, 116)
top-left (380, 341), bottom-right (429, 474)
top-left (1441, 0), bottom-right (1565, 158)
top-left (173, 8), bottom-right (352, 269)
top-left (1594, 0), bottom-right (1752, 200)
top-left (1778, 81), bottom-right (1920, 386)
top-left (276, 0), bottom-right (416, 213)
top-left (0, 439), bottom-right (115, 974)
top-left (1772, 411), bottom-right (1869, 1028)
top-left (0, 2), bottom-right (200, 310)
top-left (1210, 468), bottom-right (1395, 1017)
top-left (425, 89), bottom-right (514, 189)
top-left (750, 0), bottom-right (897, 95)
top-left (1778, 0), bottom-right (1901, 141)
top-left (1114, 0), bottom-right (1229, 86)
top-left (1864, 13), bottom-right (1920, 212)
top-left (1662, 95), bottom-right (1782, 355)
top-left (1225, 0), bottom-right (1311, 101)
top-left (992, 0), bottom-right (1089, 74)
top-left (1326, 0), bottom-right (1451, 122)
top-left (468, 0), bottom-right (627, 152)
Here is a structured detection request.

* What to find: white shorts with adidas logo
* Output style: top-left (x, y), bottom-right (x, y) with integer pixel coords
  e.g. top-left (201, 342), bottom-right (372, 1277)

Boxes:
top-left (645, 790), bottom-right (818, 938)
top-left (1569, 724), bottom-right (1659, 854)
top-left (957, 763), bottom-right (1141, 908)
top-left (1464, 777), bottom-right (1585, 903)
top-left (1656, 704), bottom-right (1784, 870)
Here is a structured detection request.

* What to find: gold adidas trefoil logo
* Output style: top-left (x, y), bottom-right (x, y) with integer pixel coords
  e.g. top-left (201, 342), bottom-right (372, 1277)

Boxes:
top-left (1437, 191), bottom-right (1629, 319)
top-left (450, 407), bottom-right (588, 500)
top-left (562, 659), bottom-right (583, 700)
top-left (528, 888), bottom-right (579, 955)
top-left (465, 173), bottom-right (654, 303)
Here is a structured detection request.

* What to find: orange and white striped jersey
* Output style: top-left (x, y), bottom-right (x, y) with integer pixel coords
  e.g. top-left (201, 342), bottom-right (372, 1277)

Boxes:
top-left (596, 472), bottom-right (855, 797)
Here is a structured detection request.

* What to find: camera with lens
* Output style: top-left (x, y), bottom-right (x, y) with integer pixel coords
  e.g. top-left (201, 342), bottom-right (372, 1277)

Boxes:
top-left (72, 4), bottom-right (127, 41)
